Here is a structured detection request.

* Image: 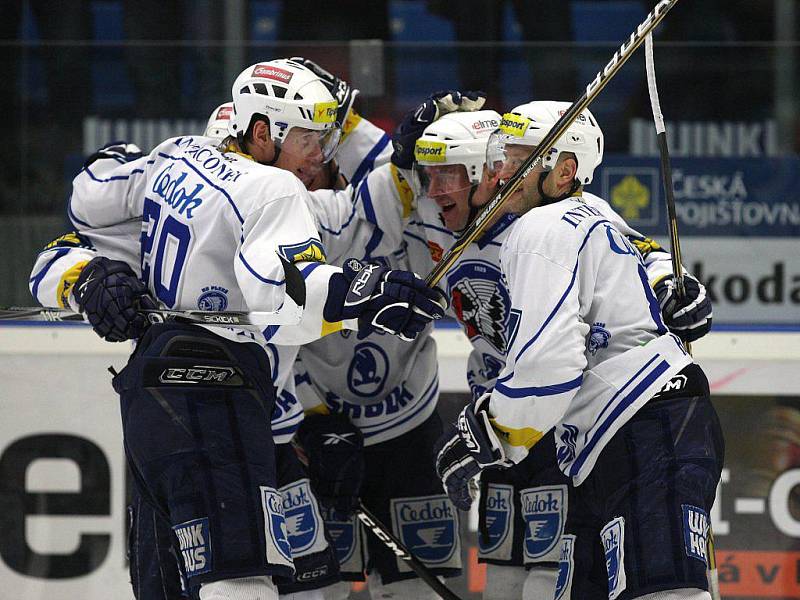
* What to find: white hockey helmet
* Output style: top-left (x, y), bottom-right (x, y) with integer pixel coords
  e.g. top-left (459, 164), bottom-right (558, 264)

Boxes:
top-left (486, 101), bottom-right (604, 185)
top-left (412, 109), bottom-right (502, 197)
top-left (205, 102), bottom-right (234, 141)
top-left (230, 59), bottom-right (341, 162)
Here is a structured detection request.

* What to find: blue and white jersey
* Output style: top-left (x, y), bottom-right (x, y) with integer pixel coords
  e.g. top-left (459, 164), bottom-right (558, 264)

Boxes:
top-left (294, 162), bottom-right (441, 445)
top-left (335, 109), bottom-right (392, 188)
top-left (66, 135), bottom-right (349, 347)
top-left (489, 195), bottom-right (692, 486)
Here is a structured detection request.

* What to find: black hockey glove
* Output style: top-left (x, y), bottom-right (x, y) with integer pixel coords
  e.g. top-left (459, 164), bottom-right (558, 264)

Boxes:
top-left (434, 395), bottom-right (509, 511)
top-left (296, 413), bottom-right (365, 515)
top-left (391, 89), bottom-right (486, 170)
top-left (74, 257), bottom-right (157, 342)
top-left (83, 141), bottom-right (143, 169)
top-left (290, 57), bottom-right (359, 128)
top-left (323, 258), bottom-right (447, 342)
top-left (654, 273), bottom-right (712, 343)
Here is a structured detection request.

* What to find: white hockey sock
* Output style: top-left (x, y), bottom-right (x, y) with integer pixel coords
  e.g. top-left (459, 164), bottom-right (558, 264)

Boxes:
top-left (367, 571), bottom-right (441, 600)
top-left (199, 575), bottom-right (279, 600)
top-left (522, 566), bottom-right (559, 600)
top-left (634, 588), bottom-right (711, 600)
top-left (320, 581), bottom-right (352, 600)
top-left (483, 564), bottom-right (527, 600)
top-left (279, 589), bottom-right (326, 600)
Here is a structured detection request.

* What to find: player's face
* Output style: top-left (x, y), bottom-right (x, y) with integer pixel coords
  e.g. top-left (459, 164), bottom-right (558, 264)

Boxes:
top-left (276, 127), bottom-right (331, 188)
top-left (497, 144), bottom-right (545, 211)
top-left (419, 164), bottom-right (474, 231)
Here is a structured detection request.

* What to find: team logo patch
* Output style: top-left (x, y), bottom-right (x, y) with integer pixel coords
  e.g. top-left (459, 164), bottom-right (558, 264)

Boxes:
top-left (556, 424), bottom-right (579, 466)
top-left (278, 238), bottom-right (327, 264)
top-left (197, 285), bottom-right (229, 311)
top-left (520, 486), bottom-right (567, 560)
top-left (447, 260), bottom-right (511, 353)
top-left (321, 506), bottom-right (358, 564)
top-left (554, 535), bottom-right (575, 600)
top-left (601, 516), bottom-right (627, 600)
top-left (480, 484), bottom-right (513, 554)
top-left (281, 479), bottom-right (322, 554)
top-left (173, 517), bottom-right (212, 576)
top-left (587, 322), bottom-right (611, 355)
top-left (682, 504), bottom-right (709, 566)
top-left (252, 64), bottom-right (293, 83)
top-left (347, 342), bottom-right (389, 398)
top-left (392, 495), bottom-right (458, 565)
top-left (260, 486), bottom-right (293, 567)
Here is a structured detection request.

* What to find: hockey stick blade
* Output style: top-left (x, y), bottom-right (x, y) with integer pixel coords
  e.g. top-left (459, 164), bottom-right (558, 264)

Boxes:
top-left (356, 502), bottom-right (465, 600)
top-left (425, 0), bottom-right (680, 287)
top-left (0, 304), bottom-right (303, 327)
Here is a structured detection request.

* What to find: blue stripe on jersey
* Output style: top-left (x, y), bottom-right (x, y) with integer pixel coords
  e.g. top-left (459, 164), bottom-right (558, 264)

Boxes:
top-left (350, 134), bottom-right (390, 187)
top-left (506, 219), bottom-right (611, 368)
top-left (157, 153), bottom-right (245, 224)
top-left (568, 357), bottom-right (670, 477)
top-left (408, 220), bottom-right (457, 239)
top-left (81, 164), bottom-right (146, 183)
top-left (272, 423), bottom-right (301, 438)
top-left (360, 378), bottom-right (439, 439)
top-left (637, 263), bottom-right (669, 335)
top-left (300, 262), bottom-right (322, 279)
top-left (402, 229), bottom-right (429, 248)
top-left (317, 197), bottom-right (358, 236)
top-left (263, 324), bottom-right (279, 342)
top-left (238, 252), bottom-right (285, 286)
top-left (495, 374), bottom-right (583, 398)
top-left (67, 196), bottom-right (91, 229)
top-left (358, 184), bottom-right (384, 259)
top-left (29, 248), bottom-right (70, 299)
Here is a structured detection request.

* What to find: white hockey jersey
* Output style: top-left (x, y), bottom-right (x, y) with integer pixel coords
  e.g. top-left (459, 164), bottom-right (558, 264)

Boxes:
top-left (488, 195), bottom-right (692, 485)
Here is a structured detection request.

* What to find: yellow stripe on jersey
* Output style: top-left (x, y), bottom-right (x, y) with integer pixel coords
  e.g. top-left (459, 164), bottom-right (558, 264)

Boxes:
top-left (390, 164), bottom-right (414, 218)
top-left (320, 319), bottom-right (343, 337)
top-left (340, 109), bottom-right (363, 144)
top-left (305, 403), bottom-right (331, 416)
top-left (44, 231), bottom-right (92, 250)
top-left (57, 260), bottom-right (89, 308)
top-left (489, 417), bottom-right (544, 450)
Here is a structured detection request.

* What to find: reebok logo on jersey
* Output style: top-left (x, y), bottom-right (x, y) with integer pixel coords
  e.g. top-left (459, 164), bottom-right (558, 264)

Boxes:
top-left (173, 517), bottom-right (212, 576)
top-left (252, 64), bottom-right (293, 83)
top-left (322, 433), bottom-right (357, 446)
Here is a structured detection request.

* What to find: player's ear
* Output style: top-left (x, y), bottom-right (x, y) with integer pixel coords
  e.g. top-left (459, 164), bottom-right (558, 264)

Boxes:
top-left (249, 119), bottom-right (276, 161)
top-left (558, 154), bottom-right (578, 186)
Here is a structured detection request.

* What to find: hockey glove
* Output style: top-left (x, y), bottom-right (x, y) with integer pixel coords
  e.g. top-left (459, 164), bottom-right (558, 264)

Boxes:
top-left (74, 257), bottom-right (157, 342)
top-left (434, 395), bottom-right (509, 511)
top-left (295, 413), bottom-right (365, 515)
top-left (391, 90), bottom-right (487, 169)
top-left (654, 273), bottom-right (712, 343)
top-left (324, 258), bottom-right (447, 342)
top-left (83, 141), bottom-right (143, 169)
top-left (290, 57), bottom-right (359, 128)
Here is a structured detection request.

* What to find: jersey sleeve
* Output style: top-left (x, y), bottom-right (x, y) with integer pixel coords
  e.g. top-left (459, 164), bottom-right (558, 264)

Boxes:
top-left (335, 110), bottom-right (392, 187)
top-left (306, 163), bottom-right (415, 264)
top-left (487, 235), bottom-right (588, 463)
top-left (237, 182), bottom-right (356, 346)
top-left (68, 154), bottom-right (150, 229)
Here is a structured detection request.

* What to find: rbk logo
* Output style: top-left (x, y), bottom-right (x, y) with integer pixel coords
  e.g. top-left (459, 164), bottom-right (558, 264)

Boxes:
top-left (323, 433), bottom-right (357, 446)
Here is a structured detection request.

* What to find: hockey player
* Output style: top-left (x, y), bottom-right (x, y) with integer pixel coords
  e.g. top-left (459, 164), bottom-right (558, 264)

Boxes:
top-left (30, 59), bottom-right (445, 600)
top-left (434, 102), bottom-right (723, 600)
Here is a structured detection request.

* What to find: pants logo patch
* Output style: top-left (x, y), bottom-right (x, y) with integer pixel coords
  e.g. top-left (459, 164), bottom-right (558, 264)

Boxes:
top-left (601, 516), bottom-right (627, 600)
top-left (554, 534), bottom-right (575, 600)
top-left (480, 484), bottom-right (513, 553)
top-left (520, 485), bottom-right (567, 560)
top-left (682, 504), bottom-right (709, 565)
top-left (281, 479), bottom-right (321, 554)
top-left (322, 506), bottom-right (358, 564)
top-left (173, 517), bottom-right (212, 576)
top-left (260, 486), bottom-right (293, 567)
top-left (392, 495), bottom-right (458, 565)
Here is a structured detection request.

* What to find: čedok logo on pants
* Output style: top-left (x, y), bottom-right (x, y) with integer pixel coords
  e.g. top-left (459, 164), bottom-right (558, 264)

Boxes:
top-left (281, 479), bottom-right (322, 554)
top-left (321, 505), bottom-right (358, 564)
top-left (601, 516), bottom-right (627, 600)
top-left (391, 495), bottom-right (458, 565)
top-left (554, 534), bottom-right (575, 600)
top-left (173, 517), bottom-right (212, 576)
top-left (520, 485), bottom-right (566, 560)
top-left (480, 484), bottom-right (513, 553)
top-left (260, 486), bottom-right (293, 567)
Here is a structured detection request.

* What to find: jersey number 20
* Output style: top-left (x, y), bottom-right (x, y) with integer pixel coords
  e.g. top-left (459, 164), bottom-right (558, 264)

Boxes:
top-left (141, 197), bottom-right (191, 307)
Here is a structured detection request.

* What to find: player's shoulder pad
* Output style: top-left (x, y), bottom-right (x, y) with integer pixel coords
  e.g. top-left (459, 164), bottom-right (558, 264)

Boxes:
top-left (389, 164), bottom-right (415, 218)
top-left (43, 231), bottom-right (94, 251)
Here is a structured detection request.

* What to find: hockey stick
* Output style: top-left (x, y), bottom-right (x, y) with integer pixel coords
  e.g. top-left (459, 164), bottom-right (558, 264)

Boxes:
top-left (645, 33), bottom-right (720, 600)
top-left (425, 0), bottom-right (680, 287)
top-left (644, 33), bottom-right (692, 356)
top-left (0, 304), bottom-right (303, 327)
top-left (356, 502), bottom-right (465, 600)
